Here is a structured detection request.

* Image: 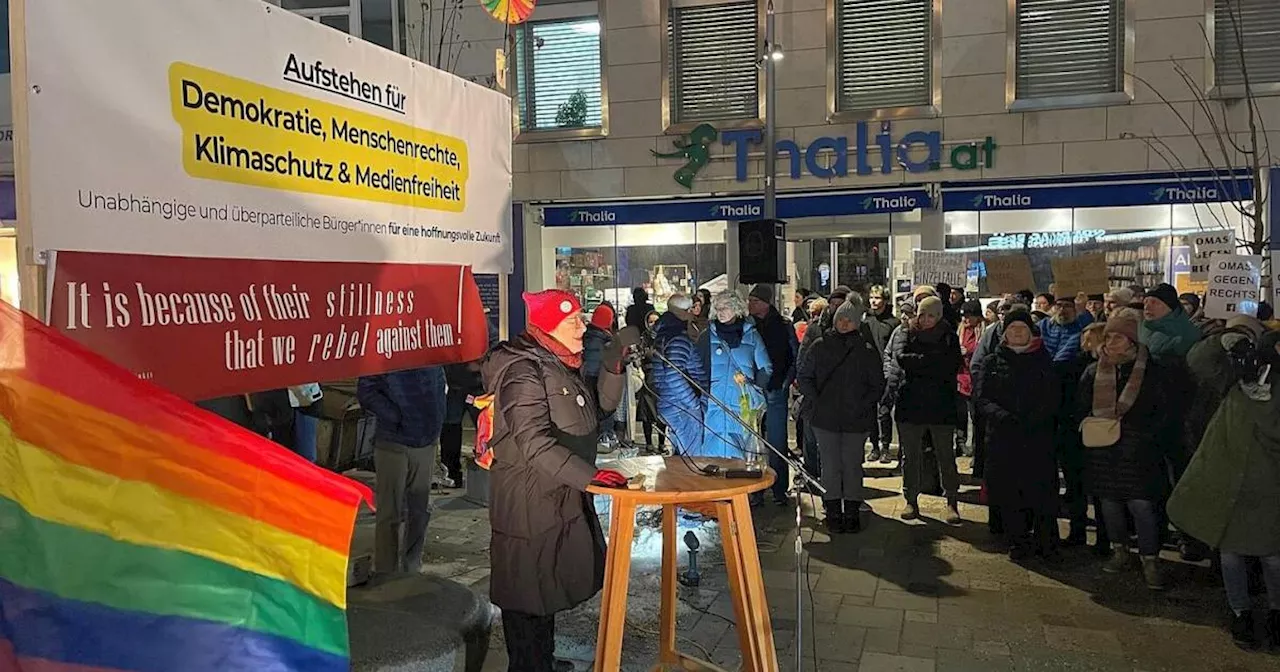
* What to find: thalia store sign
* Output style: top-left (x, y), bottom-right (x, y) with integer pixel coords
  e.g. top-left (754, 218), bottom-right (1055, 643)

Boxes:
top-left (719, 121), bottom-right (998, 182)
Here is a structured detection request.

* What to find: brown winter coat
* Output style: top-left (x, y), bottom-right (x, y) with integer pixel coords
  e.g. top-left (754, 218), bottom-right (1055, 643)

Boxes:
top-left (480, 335), bottom-right (625, 616)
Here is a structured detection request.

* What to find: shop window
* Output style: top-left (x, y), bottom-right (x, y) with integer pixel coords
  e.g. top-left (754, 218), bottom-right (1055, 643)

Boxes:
top-left (1008, 0), bottom-right (1131, 110)
top-left (1211, 0), bottom-right (1280, 96)
top-left (665, 0), bottom-right (761, 126)
top-left (275, 0), bottom-right (407, 53)
top-left (514, 16), bottom-right (605, 134)
top-left (831, 0), bottom-right (938, 119)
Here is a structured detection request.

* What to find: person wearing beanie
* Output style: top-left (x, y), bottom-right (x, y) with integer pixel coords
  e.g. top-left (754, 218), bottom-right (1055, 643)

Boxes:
top-left (935, 282), bottom-right (961, 326)
top-left (651, 293), bottom-right (709, 456)
top-left (626, 286), bottom-right (656, 329)
top-left (748, 283), bottom-right (800, 504)
top-left (799, 285), bottom-right (853, 369)
top-left (865, 286), bottom-right (902, 461)
top-left (1079, 307), bottom-right (1176, 590)
top-left (975, 308), bottom-right (1061, 561)
top-left (582, 302), bottom-right (619, 440)
top-left (1086, 294), bottom-right (1107, 322)
top-left (887, 293), bottom-right (964, 524)
top-left (1104, 287), bottom-right (1134, 318)
top-left (1139, 282), bottom-right (1201, 362)
top-left (798, 292), bottom-right (885, 533)
top-left (480, 290), bottom-right (636, 667)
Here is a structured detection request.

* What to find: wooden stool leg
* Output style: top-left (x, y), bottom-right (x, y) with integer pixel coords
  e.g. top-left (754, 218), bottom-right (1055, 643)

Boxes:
top-left (730, 494), bottom-right (779, 672)
top-left (595, 498), bottom-right (637, 672)
top-left (659, 503), bottom-right (679, 665)
top-left (715, 500), bottom-right (762, 672)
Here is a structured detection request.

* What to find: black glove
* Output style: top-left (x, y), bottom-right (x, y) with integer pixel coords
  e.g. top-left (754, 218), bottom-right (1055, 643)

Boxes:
top-left (603, 326), bottom-right (641, 374)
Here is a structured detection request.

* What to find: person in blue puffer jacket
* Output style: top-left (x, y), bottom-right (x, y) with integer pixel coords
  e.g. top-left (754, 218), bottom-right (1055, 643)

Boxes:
top-left (652, 294), bottom-right (708, 455)
top-left (699, 291), bottom-right (772, 460)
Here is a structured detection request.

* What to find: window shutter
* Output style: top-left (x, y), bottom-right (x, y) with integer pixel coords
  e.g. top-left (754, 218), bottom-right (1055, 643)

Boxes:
top-left (1215, 0), bottom-right (1280, 88)
top-left (1015, 0), bottom-right (1125, 101)
top-left (515, 18), bottom-right (603, 131)
top-left (668, 1), bottom-right (759, 124)
top-left (836, 0), bottom-right (932, 112)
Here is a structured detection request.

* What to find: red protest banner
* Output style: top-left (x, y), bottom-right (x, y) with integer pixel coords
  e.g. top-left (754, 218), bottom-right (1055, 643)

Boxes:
top-left (47, 251), bottom-right (488, 400)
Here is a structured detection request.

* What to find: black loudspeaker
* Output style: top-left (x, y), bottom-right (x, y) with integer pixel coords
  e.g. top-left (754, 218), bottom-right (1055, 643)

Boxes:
top-left (738, 218), bottom-right (786, 284)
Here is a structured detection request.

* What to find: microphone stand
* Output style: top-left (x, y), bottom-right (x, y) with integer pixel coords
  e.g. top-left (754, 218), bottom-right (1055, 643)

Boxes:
top-left (643, 345), bottom-right (823, 672)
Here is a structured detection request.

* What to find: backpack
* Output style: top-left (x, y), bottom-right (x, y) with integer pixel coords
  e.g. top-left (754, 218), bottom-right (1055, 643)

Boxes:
top-left (468, 351), bottom-right (541, 470)
top-left (468, 393), bottom-right (497, 469)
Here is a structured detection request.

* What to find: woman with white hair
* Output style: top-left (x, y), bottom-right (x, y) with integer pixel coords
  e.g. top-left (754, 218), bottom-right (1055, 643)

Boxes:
top-left (698, 291), bottom-right (772, 460)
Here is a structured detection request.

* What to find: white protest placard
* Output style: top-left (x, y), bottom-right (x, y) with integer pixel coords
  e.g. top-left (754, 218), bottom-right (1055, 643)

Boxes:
top-left (1205, 253), bottom-right (1262, 320)
top-left (17, 0), bottom-right (513, 272)
top-left (911, 250), bottom-right (967, 288)
top-left (1190, 230), bottom-right (1236, 282)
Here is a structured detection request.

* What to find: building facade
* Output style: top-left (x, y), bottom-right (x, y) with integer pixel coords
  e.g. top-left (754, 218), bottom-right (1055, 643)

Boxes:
top-left (494, 0), bottom-right (1279, 318)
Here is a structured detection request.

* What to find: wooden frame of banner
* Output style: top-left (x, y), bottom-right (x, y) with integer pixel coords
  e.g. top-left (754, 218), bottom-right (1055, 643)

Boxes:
top-left (8, 0), bottom-right (44, 321)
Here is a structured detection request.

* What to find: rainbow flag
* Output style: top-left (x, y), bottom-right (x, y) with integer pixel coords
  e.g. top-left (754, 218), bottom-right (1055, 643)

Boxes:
top-left (0, 301), bottom-right (372, 672)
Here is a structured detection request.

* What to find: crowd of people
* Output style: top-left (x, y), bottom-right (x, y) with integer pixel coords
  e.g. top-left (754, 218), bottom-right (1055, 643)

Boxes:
top-left (591, 279), bottom-right (1280, 653)
top-left (322, 275), bottom-right (1280, 667)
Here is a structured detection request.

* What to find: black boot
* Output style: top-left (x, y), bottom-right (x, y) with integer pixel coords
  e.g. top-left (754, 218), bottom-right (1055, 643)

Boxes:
top-left (843, 500), bottom-right (862, 533)
top-left (867, 446), bottom-right (882, 463)
top-left (1231, 610), bottom-right (1258, 650)
top-left (824, 500), bottom-right (844, 533)
top-left (879, 445), bottom-right (894, 464)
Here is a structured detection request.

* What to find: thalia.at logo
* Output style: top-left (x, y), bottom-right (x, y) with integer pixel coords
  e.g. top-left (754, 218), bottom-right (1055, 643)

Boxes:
top-left (861, 195), bottom-right (919, 210)
top-left (569, 210), bottom-right (616, 223)
top-left (1152, 185), bottom-right (1218, 202)
top-left (710, 203), bottom-right (762, 218)
top-left (974, 193), bottom-right (1033, 209)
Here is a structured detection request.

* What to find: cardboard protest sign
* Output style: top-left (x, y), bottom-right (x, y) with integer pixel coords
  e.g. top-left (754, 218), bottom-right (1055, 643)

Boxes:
top-left (1191, 230), bottom-right (1236, 282)
top-left (911, 250), bottom-right (966, 288)
top-left (1205, 253), bottom-right (1262, 320)
top-left (983, 255), bottom-right (1035, 296)
top-left (1050, 254), bottom-right (1109, 297)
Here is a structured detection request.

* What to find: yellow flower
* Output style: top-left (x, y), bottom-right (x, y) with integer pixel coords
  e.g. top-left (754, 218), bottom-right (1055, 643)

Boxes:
top-left (734, 371), bottom-right (746, 386)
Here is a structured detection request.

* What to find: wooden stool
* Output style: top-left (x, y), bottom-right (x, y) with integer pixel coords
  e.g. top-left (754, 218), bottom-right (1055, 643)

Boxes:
top-left (588, 457), bottom-right (778, 672)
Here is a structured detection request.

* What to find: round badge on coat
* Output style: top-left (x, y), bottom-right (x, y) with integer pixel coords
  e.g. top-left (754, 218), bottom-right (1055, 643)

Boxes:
top-left (576, 394), bottom-right (586, 407)
top-left (716, 347), bottom-right (723, 355)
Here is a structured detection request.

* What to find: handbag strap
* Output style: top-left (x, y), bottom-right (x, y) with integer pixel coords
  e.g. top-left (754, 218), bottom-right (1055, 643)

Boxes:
top-left (816, 342), bottom-right (859, 395)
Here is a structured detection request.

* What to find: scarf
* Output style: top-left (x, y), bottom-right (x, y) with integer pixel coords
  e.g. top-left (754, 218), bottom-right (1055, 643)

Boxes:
top-left (1093, 341), bottom-right (1148, 419)
top-left (1004, 336), bottom-right (1043, 354)
top-left (714, 319), bottom-right (746, 348)
top-left (527, 326), bottom-right (583, 370)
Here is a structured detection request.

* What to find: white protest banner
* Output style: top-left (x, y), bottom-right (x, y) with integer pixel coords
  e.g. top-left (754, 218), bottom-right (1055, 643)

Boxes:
top-left (911, 250), bottom-right (967, 288)
top-left (17, 0), bottom-right (513, 272)
top-left (1190, 230), bottom-right (1236, 282)
top-left (1205, 253), bottom-right (1262, 320)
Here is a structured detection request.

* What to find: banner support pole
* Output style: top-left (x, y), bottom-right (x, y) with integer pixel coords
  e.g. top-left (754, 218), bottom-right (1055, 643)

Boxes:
top-left (9, 0), bottom-right (44, 321)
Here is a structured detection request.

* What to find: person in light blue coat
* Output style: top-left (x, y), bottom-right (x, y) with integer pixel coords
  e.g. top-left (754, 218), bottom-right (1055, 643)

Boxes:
top-left (698, 291), bottom-right (772, 460)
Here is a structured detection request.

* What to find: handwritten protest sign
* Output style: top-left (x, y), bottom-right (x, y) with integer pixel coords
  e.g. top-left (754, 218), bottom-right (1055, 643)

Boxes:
top-left (1050, 254), bottom-right (1109, 297)
top-left (983, 255), bottom-right (1035, 296)
top-left (912, 250), bottom-right (967, 288)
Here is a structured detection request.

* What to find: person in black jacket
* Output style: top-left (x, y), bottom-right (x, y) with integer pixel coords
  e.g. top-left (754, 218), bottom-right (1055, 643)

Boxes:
top-left (626, 286), bottom-right (655, 329)
top-left (865, 285), bottom-right (900, 463)
top-left (441, 313), bottom-right (501, 488)
top-left (894, 296), bottom-right (964, 524)
top-left (975, 310), bottom-right (1061, 561)
top-left (748, 283), bottom-right (800, 504)
top-left (798, 296), bottom-right (886, 533)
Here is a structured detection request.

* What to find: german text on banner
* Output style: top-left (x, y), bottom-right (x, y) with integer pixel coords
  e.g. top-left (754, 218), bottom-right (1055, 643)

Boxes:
top-left (17, 0), bottom-right (512, 272)
top-left (0, 300), bottom-right (372, 672)
top-left (48, 251), bottom-right (489, 400)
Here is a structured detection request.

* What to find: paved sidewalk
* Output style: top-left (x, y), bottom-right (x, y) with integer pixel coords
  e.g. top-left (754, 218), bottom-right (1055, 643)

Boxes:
top-left (358, 461), bottom-right (1280, 672)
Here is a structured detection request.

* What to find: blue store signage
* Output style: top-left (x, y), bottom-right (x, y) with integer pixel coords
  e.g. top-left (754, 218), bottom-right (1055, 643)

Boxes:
top-left (943, 175), bottom-right (1255, 211)
top-left (542, 188), bottom-right (931, 227)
